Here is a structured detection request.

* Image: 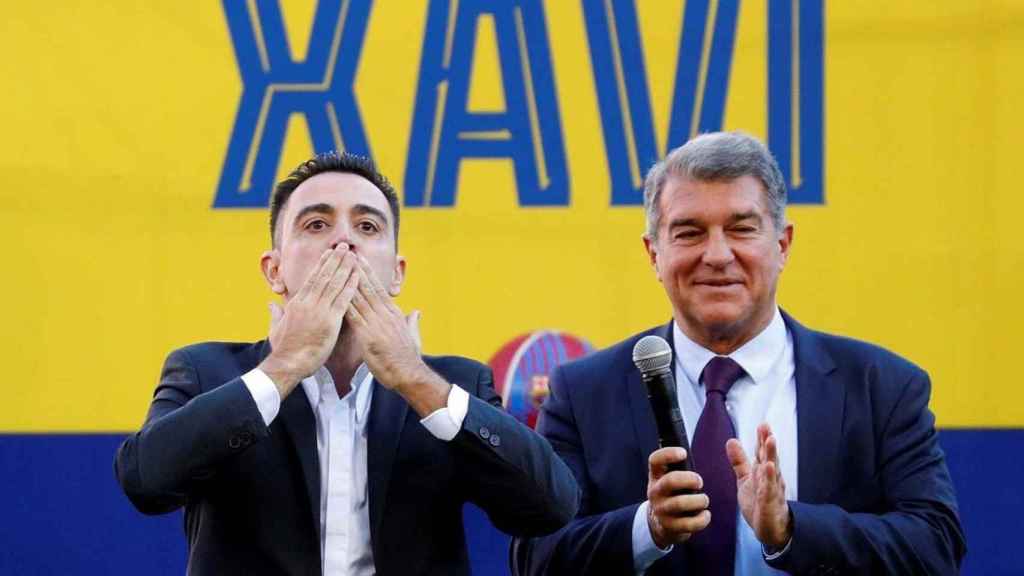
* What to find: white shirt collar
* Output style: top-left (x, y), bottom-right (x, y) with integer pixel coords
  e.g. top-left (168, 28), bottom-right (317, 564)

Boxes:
top-left (301, 364), bottom-right (374, 428)
top-left (673, 307), bottom-right (788, 387)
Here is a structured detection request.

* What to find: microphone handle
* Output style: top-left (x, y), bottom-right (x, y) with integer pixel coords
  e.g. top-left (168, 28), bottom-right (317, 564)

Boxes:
top-left (642, 370), bottom-right (693, 473)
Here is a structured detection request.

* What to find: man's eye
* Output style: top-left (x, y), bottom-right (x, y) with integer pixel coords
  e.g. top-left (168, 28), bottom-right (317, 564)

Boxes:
top-left (674, 230), bottom-right (701, 240)
top-left (306, 220), bottom-right (328, 231)
top-left (358, 221), bottom-right (380, 234)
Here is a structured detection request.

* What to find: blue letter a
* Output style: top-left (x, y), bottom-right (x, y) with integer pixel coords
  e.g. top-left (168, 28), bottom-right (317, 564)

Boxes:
top-left (405, 0), bottom-right (569, 207)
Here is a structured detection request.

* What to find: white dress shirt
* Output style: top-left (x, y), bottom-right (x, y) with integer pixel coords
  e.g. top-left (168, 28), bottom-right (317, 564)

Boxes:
top-left (632, 308), bottom-right (798, 575)
top-left (241, 363), bottom-right (470, 576)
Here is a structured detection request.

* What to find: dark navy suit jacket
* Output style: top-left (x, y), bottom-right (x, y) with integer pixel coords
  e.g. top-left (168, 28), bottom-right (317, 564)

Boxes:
top-left (512, 312), bottom-right (965, 575)
top-left (115, 340), bottom-right (579, 576)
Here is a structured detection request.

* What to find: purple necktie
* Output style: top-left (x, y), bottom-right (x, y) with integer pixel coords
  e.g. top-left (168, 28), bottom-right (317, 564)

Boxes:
top-left (689, 356), bottom-right (745, 575)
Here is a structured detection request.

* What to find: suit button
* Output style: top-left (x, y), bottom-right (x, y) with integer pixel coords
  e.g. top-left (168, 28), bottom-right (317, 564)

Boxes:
top-left (479, 427), bottom-right (490, 439)
top-left (489, 434), bottom-right (501, 447)
top-left (229, 436), bottom-right (242, 449)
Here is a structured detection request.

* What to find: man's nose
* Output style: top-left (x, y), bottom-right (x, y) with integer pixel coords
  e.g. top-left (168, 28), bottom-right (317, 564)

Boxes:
top-left (702, 229), bottom-right (734, 268)
top-left (329, 227), bottom-right (356, 251)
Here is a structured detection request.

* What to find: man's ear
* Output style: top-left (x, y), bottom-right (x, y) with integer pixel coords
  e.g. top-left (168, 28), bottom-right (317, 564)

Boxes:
top-left (777, 222), bottom-right (794, 271)
top-left (260, 249), bottom-right (287, 295)
top-left (642, 234), bottom-right (662, 281)
top-left (387, 255), bottom-right (407, 297)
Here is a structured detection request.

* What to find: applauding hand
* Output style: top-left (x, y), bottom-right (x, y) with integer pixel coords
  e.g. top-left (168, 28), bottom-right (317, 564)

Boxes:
top-left (726, 423), bottom-right (792, 551)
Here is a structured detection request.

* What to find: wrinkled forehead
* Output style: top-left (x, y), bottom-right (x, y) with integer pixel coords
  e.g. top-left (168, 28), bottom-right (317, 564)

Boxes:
top-left (659, 175), bottom-right (770, 219)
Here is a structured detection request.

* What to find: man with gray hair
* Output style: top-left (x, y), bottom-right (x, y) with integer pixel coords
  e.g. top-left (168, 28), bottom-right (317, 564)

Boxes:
top-left (512, 132), bottom-right (965, 575)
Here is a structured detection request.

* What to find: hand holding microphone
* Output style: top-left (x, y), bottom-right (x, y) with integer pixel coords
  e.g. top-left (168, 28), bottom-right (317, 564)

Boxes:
top-left (633, 335), bottom-right (710, 548)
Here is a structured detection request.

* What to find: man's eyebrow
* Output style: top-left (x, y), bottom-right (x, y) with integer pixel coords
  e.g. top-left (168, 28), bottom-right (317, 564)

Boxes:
top-left (668, 218), bottom-right (703, 229)
top-left (728, 211), bottom-right (762, 224)
top-left (292, 203), bottom-right (335, 227)
top-left (352, 203), bottom-right (390, 227)
top-left (666, 211), bottom-right (762, 229)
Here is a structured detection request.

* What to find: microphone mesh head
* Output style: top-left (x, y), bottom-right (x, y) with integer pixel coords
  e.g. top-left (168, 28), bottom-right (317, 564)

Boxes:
top-left (632, 335), bottom-right (672, 374)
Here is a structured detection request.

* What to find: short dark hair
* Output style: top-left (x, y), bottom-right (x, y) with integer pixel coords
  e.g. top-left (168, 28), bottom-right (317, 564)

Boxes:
top-left (269, 151), bottom-right (400, 247)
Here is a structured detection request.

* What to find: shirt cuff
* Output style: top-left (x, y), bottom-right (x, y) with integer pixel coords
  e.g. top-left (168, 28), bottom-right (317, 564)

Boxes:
top-left (419, 384), bottom-right (469, 441)
top-left (632, 500), bottom-right (672, 574)
top-left (762, 536), bottom-right (792, 561)
top-left (241, 368), bottom-right (282, 426)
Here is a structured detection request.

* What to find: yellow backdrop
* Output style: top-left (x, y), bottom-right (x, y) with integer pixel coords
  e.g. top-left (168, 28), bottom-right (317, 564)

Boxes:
top-left (2, 1), bottom-right (1021, 431)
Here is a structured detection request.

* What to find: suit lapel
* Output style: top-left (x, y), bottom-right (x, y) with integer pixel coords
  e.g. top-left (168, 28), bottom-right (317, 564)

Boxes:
top-left (366, 379), bottom-right (409, 542)
top-left (278, 387), bottom-right (321, 532)
top-left (252, 339), bottom-right (322, 532)
top-left (783, 311), bottom-right (842, 503)
top-left (626, 366), bottom-right (659, 474)
top-left (626, 322), bottom-right (676, 477)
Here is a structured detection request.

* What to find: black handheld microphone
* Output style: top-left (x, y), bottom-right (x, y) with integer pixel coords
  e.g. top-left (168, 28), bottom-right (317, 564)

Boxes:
top-left (632, 335), bottom-right (692, 473)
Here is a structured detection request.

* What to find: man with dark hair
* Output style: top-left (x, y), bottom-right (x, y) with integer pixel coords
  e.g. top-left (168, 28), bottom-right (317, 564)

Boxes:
top-left (512, 132), bottom-right (965, 575)
top-left (269, 153), bottom-right (402, 247)
top-left (116, 151), bottom-right (579, 576)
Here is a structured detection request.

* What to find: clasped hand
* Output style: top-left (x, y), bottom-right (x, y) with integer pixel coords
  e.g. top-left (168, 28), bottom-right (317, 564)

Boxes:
top-left (260, 244), bottom-right (432, 404)
top-left (646, 448), bottom-right (711, 548)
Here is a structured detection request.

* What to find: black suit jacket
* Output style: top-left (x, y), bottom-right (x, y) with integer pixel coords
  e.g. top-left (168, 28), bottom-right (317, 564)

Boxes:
top-left (512, 312), bottom-right (966, 575)
top-left (116, 340), bottom-right (579, 575)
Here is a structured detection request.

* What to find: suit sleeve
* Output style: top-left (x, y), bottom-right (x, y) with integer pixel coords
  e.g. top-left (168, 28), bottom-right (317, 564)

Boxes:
top-left (450, 364), bottom-right (581, 537)
top-left (511, 365), bottom-right (641, 576)
top-left (768, 370), bottom-right (966, 575)
top-left (114, 347), bottom-right (268, 515)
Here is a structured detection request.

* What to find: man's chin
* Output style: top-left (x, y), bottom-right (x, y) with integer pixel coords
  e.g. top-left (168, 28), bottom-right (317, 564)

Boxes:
top-left (693, 301), bottom-right (746, 325)
top-left (687, 304), bottom-right (751, 338)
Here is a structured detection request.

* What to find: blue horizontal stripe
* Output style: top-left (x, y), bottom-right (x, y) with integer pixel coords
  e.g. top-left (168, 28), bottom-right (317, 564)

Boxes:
top-left (0, 430), bottom-right (1019, 575)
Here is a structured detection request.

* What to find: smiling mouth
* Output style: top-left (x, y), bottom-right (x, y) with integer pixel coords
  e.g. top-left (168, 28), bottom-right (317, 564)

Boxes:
top-left (695, 280), bottom-right (743, 287)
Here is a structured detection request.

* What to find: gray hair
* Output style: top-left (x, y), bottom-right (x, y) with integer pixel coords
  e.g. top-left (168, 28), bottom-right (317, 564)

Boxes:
top-left (643, 131), bottom-right (787, 240)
